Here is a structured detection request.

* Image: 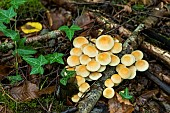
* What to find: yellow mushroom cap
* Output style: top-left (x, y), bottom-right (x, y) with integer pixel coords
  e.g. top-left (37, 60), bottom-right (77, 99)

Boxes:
top-left (103, 87), bottom-right (115, 99)
top-left (75, 65), bottom-right (90, 77)
top-left (97, 65), bottom-right (106, 72)
top-left (83, 45), bottom-right (98, 57)
top-left (67, 55), bottom-right (80, 67)
top-left (131, 50), bottom-right (144, 61)
top-left (73, 36), bottom-right (89, 48)
top-left (71, 94), bottom-right (80, 103)
top-left (95, 52), bottom-right (111, 65)
top-left (104, 79), bottom-right (114, 88)
top-left (79, 54), bottom-right (91, 65)
top-left (79, 82), bottom-right (90, 93)
top-left (78, 92), bottom-right (84, 98)
top-left (70, 48), bottom-right (82, 56)
top-left (86, 60), bottom-right (101, 72)
top-left (116, 64), bottom-right (126, 72)
top-left (76, 75), bottom-right (85, 86)
top-left (128, 66), bottom-right (137, 79)
top-left (96, 35), bottom-right (114, 51)
top-left (118, 67), bottom-right (131, 79)
top-left (109, 54), bottom-right (120, 66)
top-left (90, 38), bottom-right (97, 44)
top-left (89, 72), bottom-right (102, 80)
top-left (121, 54), bottom-right (135, 66)
top-left (135, 60), bottom-right (149, 72)
top-left (111, 74), bottom-right (122, 84)
top-left (111, 42), bottom-right (122, 54)
top-left (80, 43), bottom-right (89, 50)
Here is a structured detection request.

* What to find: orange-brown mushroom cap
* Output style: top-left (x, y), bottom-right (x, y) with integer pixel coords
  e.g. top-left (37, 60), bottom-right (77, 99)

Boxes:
top-left (111, 74), bottom-right (122, 84)
top-left (95, 52), bottom-right (111, 65)
top-left (86, 60), bottom-right (101, 72)
top-left (71, 94), bottom-right (80, 103)
top-left (135, 60), bottom-right (149, 72)
top-left (111, 42), bottom-right (122, 54)
top-left (104, 79), bottom-right (114, 88)
top-left (96, 35), bottom-right (114, 51)
top-left (83, 45), bottom-right (98, 57)
top-left (75, 65), bottom-right (90, 77)
top-left (76, 75), bottom-right (85, 86)
top-left (79, 82), bottom-right (90, 92)
top-left (131, 50), bottom-right (143, 61)
top-left (128, 65), bottom-right (137, 79)
top-left (116, 64), bottom-right (126, 72)
top-left (73, 36), bottom-right (89, 48)
top-left (89, 72), bottom-right (102, 80)
top-left (109, 54), bottom-right (120, 66)
top-left (67, 55), bottom-right (80, 67)
top-left (79, 54), bottom-right (91, 65)
top-left (103, 87), bottom-right (115, 99)
top-left (121, 54), bottom-right (135, 66)
top-left (70, 47), bottom-right (82, 56)
top-left (118, 67), bottom-right (131, 79)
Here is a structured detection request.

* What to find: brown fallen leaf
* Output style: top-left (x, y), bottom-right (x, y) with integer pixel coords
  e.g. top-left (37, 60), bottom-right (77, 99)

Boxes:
top-left (116, 93), bottom-right (133, 105)
top-left (38, 85), bottom-right (56, 96)
top-left (0, 65), bottom-right (13, 80)
top-left (0, 105), bottom-right (13, 113)
top-left (10, 81), bottom-right (39, 102)
top-left (108, 92), bottom-right (134, 113)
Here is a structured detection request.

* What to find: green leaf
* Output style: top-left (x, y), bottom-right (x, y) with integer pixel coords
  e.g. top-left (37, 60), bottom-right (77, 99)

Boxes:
top-left (17, 48), bottom-right (37, 56)
top-left (0, 22), bottom-right (7, 31)
top-left (30, 66), bottom-right (44, 75)
top-left (17, 37), bottom-right (26, 47)
top-left (7, 74), bottom-right (23, 84)
top-left (132, 4), bottom-right (145, 11)
top-left (23, 55), bottom-right (48, 67)
top-left (45, 52), bottom-right (64, 64)
top-left (58, 25), bottom-right (81, 41)
top-left (60, 77), bottom-right (68, 86)
top-left (119, 87), bottom-right (133, 100)
top-left (0, 7), bottom-right (17, 23)
top-left (58, 26), bottom-right (69, 31)
top-left (70, 25), bottom-right (81, 30)
top-left (1, 29), bottom-right (19, 41)
top-left (10, 0), bottom-right (27, 9)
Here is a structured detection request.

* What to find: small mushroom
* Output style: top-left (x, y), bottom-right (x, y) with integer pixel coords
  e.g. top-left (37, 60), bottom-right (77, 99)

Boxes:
top-left (76, 75), bottom-right (85, 86)
top-left (111, 42), bottom-right (122, 54)
top-left (128, 65), bottom-right (137, 79)
top-left (116, 64), bottom-right (126, 72)
top-left (75, 65), bottom-right (90, 77)
top-left (83, 44), bottom-right (98, 57)
top-left (97, 65), bottom-right (106, 72)
top-left (104, 79), bottom-right (114, 88)
top-left (86, 60), bottom-right (101, 72)
top-left (70, 47), bottom-right (82, 56)
top-left (95, 52), bottom-right (111, 65)
top-left (103, 87), bottom-right (115, 99)
top-left (73, 36), bottom-right (89, 48)
top-left (67, 55), bottom-right (80, 67)
top-left (71, 94), bottom-right (80, 103)
top-left (109, 54), bottom-right (120, 66)
top-left (96, 35), bottom-right (114, 51)
top-left (89, 72), bottom-right (102, 80)
top-left (121, 54), bottom-right (135, 66)
top-left (118, 67), bottom-right (131, 79)
top-left (79, 82), bottom-right (90, 93)
top-left (111, 74), bottom-right (122, 84)
top-left (135, 60), bottom-right (149, 72)
top-left (79, 54), bottom-right (91, 65)
top-left (131, 50), bottom-right (143, 61)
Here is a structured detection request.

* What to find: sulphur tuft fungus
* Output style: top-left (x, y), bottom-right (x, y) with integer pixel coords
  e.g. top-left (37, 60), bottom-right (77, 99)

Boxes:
top-left (83, 44), bottom-right (98, 57)
top-left (135, 60), bottom-right (149, 72)
top-left (96, 35), bottom-right (114, 51)
top-left (86, 60), bottom-right (101, 72)
top-left (121, 54), bottom-right (135, 66)
top-left (128, 65), bottom-right (137, 79)
top-left (95, 52), bottom-right (111, 65)
top-left (73, 36), bottom-right (89, 48)
top-left (111, 74), bottom-right (122, 84)
top-left (71, 94), bottom-right (80, 103)
top-left (70, 47), bottom-right (82, 56)
top-left (79, 54), bottom-right (91, 65)
top-left (76, 75), bottom-right (85, 86)
top-left (109, 54), bottom-right (120, 66)
top-left (104, 79), bottom-right (114, 88)
top-left (79, 82), bottom-right (90, 93)
top-left (75, 65), bottom-right (90, 77)
top-left (118, 67), bottom-right (131, 79)
top-left (111, 42), bottom-right (122, 54)
top-left (89, 72), bottom-right (102, 80)
top-left (103, 87), bottom-right (115, 99)
top-left (67, 55), bottom-right (80, 67)
top-left (131, 50), bottom-right (143, 61)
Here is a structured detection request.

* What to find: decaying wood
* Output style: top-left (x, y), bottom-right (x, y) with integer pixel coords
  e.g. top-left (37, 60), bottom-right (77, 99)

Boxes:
top-left (76, 24), bottom-right (145, 113)
top-left (149, 62), bottom-right (170, 85)
top-left (0, 30), bottom-right (63, 51)
top-left (141, 41), bottom-right (170, 69)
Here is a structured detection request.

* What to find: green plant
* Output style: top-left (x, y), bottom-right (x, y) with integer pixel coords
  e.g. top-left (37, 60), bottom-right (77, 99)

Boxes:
top-left (59, 25), bottom-right (81, 41)
top-left (119, 87), bottom-right (133, 100)
top-left (60, 68), bottom-right (76, 85)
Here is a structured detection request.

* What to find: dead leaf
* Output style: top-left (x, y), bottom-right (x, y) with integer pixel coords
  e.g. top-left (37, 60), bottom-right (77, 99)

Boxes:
top-left (21, 22), bottom-right (42, 34)
top-left (0, 105), bottom-right (13, 113)
top-left (116, 93), bottom-right (133, 105)
top-left (0, 65), bottom-right (13, 80)
top-left (10, 81), bottom-right (39, 102)
top-left (84, 0), bottom-right (105, 3)
top-left (38, 85), bottom-right (56, 95)
top-left (108, 93), bottom-right (134, 113)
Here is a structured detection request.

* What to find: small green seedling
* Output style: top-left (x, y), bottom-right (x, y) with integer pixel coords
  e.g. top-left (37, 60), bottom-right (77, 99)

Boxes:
top-left (59, 25), bottom-right (81, 41)
top-left (7, 74), bottom-right (23, 84)
top-left (60, 68), bottom-right (76, 86)
top-left (119, 87), bottom-right (133, 100)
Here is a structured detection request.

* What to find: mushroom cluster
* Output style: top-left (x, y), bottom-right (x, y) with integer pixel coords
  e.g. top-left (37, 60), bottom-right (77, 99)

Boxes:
top-left (67, 35), bottom-right (149, 102)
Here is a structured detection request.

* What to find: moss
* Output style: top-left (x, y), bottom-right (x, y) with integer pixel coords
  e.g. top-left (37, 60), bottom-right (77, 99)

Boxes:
top-left (0, 0), bottom-right (46, 21)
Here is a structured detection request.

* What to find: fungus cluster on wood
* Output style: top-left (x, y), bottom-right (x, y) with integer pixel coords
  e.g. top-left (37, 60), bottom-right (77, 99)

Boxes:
top-left (67, 35), bottom-right (149, 102)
